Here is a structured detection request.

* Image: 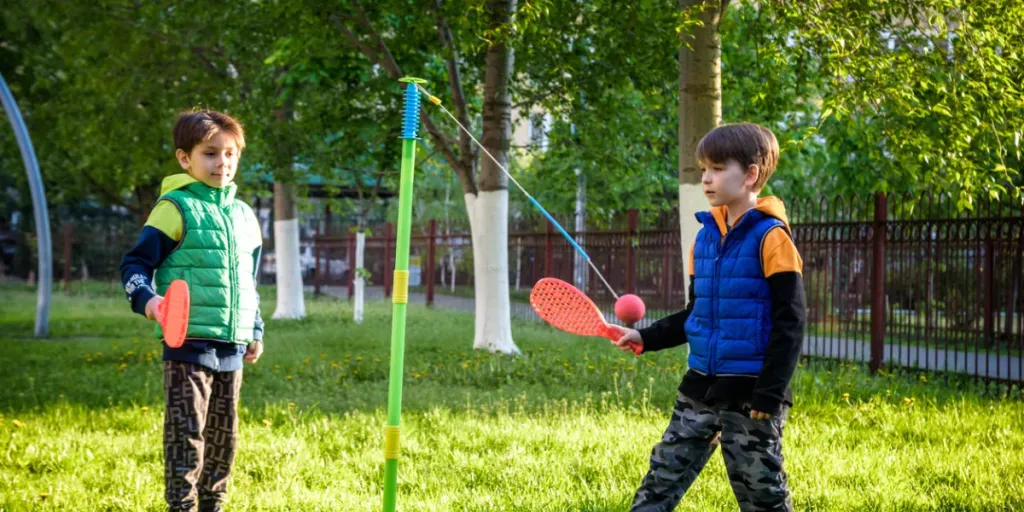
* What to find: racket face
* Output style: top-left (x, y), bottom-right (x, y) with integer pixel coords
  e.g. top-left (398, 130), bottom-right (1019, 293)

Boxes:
top-left (529, 278), bottom-right (609, 338)
top-left (161, 279), bottom-right (190, 348)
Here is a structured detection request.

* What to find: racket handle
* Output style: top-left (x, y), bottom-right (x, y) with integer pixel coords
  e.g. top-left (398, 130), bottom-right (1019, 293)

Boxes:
top-left (155, 297), bottom-right (167, 325)
top-left (627, 341), bottom-right (642, 356)
top-left (603, 325), bottom-right (643, 357)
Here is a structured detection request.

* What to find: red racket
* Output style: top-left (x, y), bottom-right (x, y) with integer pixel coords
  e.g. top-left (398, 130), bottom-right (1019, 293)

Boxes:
top-left (157, 279), bottom-right (190, 348)
top-left (529, 277), bottom-right (641, 355)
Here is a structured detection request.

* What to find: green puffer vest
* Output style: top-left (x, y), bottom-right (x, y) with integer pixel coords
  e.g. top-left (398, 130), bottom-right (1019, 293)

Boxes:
top-left (153, 180), bottom-right (261, 344)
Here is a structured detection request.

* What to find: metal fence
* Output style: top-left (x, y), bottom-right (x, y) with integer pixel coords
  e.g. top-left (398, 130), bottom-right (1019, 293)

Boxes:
top-left (315, 193), bottom-right (1024, 384)
top-left (4, 192), bottom-right (1020, 383)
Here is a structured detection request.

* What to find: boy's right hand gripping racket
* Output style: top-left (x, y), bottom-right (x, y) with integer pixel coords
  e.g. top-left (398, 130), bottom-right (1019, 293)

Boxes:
top-left (529, 278), bottom-right (641, 355)
top-left (157, 279), bottom-right (190, 348)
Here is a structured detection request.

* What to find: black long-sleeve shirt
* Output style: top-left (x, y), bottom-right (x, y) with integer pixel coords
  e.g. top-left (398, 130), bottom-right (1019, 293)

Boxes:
top-left (639, 272), bottom-right (807, 415)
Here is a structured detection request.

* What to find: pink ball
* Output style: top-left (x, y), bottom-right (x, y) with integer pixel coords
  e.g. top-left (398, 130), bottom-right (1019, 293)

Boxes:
top-left (615, 294), bottom-right (646, 325)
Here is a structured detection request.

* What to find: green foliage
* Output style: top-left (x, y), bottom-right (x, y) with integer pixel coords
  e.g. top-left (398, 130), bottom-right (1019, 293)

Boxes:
top-left (763, 0), bottom-right (1024, 204)
top-left (1, 0), bottom-right (1021, 225)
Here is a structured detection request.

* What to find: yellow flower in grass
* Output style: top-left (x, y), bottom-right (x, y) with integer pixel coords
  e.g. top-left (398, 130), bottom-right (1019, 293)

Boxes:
top-left (841, 392), bottom-right (850, 403)
top-left (903, 397), bottom-right (915, 406)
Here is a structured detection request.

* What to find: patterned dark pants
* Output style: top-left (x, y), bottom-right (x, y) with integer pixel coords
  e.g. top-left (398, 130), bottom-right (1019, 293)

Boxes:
top-left (164, 361), bottom-right (243, 512)
top-left (631, 393), bottom-right (793, 512)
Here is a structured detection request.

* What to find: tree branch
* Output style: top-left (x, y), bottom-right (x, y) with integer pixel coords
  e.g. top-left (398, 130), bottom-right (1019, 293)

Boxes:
top-left (331, 4), bottom-right (479, 195)
top-left (434, 0), bottom-right (475, 171)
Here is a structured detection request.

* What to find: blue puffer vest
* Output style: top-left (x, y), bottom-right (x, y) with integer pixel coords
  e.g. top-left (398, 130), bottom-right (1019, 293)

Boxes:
top-left (684, 209), bottom-right (785, 376)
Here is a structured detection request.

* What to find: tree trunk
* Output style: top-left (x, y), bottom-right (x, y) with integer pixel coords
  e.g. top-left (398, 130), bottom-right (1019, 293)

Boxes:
top-left (354, 230), bottom-right (366, 324)
top-left (442, 173), bottom-right (451, 290)
top-left (272, 181), bottom-right (306, 319)
top-left (678, 0), bottom-right (728, 303)
top-left (468, 0), bottom-right (519, 354)
top-left (573, 167), bottom-right (588, 292)
top-left (270, 93), bottom-right (305, 320)
top-left (465, 191), bottom-right (516, 353)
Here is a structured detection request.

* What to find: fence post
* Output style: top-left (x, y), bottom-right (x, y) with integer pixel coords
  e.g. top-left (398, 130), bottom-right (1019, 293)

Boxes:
top-left (62, 221), bottom-right (72, 293)
top-left (870, 192), bottom-right (887, 374)
top-left (427, 220), bottom-right (436, 306)
top-left (324, 203), bottom-right (332, 236)
top-left (662, 237), bottom-right (671, 309)
top-left (384, 222), bottom-right (394, 297)
top-left (348, 231), bottom-right (356, 299)
top-left (314, 222), bottom-right (322, 296)
top-left (1007, 221), bottom-right (1022, 340)
top-left (984, 236), bottom-right (995, 347)
top-left (626, 209), bottom-right (638, 294)
top-left (544, 221), bottom-right (554, 277)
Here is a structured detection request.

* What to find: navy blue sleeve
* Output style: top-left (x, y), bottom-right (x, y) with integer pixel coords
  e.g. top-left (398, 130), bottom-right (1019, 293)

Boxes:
top-left (119, 226), bottom-right (177, 317)
top-left (252, 246), bottom-right (265, 342)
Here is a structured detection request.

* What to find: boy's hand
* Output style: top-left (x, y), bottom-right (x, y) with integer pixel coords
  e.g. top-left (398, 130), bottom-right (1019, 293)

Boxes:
top-left (606, 324), bottom-right (643, 355)
top-left (145, 295), bottom-right (165, 324)
top-left (244, 341), bottom-right (264, 364)
top-left (750, 410), bottom-right (773, 420)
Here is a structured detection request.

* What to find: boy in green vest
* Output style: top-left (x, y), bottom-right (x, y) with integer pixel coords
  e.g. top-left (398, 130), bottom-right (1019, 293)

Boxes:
top-left (120, 109), bottom-right (264, 512)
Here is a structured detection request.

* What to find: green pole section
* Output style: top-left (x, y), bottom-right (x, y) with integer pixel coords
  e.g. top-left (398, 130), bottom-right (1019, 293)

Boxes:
top-left (383, 77), bottom-right (425, 512)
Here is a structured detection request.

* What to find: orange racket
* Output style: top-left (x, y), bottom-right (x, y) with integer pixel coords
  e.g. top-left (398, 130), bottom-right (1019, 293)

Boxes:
top-left (157, 279), bottom-right (190, 348)
top-left (529, 278), bottom-right (641, 355)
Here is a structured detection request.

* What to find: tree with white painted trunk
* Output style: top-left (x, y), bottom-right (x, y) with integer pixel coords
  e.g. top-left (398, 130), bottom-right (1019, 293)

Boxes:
top-left (273, 180), bottom-right (306, 319)
top-left (333, 0), bottom-right (521, 353)
top-left (268, 89), bottom-right (306, 320)
top-left (678, 0), bottom-right (730, 302)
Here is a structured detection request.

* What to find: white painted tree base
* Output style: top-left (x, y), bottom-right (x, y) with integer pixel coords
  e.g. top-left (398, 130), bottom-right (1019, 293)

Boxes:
top-left (465, 190), bottom-right (519, 354)
top-left (678, 183), bottom-right (705, 303)
top-left (353, 232), bottom-right (365, 324)
top-left (272, 219), bottom-right (306, 319)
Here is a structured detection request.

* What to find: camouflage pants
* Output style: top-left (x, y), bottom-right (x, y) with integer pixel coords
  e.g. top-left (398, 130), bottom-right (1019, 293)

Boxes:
top-left (631, 393), bottom-right (792, 512)
top-left (164, 361), bottom-right (243, 512)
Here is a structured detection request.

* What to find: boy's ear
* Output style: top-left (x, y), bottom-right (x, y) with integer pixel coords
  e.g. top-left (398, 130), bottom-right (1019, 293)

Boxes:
top-left (745, 164), bottom-right (760, 189)
top-left (175, 149), bottom-right (191, 171)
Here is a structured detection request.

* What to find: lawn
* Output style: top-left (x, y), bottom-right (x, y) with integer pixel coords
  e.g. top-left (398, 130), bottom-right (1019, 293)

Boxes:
top-left (1, 283), bottom-right (1023, 511)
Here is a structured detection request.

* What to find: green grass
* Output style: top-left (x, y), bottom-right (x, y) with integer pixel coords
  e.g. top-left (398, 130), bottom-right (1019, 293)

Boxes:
top-left (1, 284), bottom-right (1024, 511)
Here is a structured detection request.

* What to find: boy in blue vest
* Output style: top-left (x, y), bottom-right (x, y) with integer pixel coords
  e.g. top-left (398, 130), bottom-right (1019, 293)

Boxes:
top-left (611, 123), bottom-right (806, 511)
top-left (119, 110), bottom-right (264, 512)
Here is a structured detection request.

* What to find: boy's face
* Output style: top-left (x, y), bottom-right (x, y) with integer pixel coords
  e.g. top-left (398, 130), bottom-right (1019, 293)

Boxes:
top-left (176, 131), bottom-right (240, 189)
top-left (700, 159), bottom-right (759, 207)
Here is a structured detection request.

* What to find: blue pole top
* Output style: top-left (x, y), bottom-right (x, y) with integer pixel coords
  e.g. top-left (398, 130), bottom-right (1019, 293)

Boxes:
top-left (400, 77), bottom-right (426, 140)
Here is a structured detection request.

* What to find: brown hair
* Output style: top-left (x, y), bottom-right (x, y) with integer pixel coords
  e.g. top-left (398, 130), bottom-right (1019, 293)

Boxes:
top-left (696, 123), bottom-right (779, 190)
top-left (173, 109), bottom-right (246, 154)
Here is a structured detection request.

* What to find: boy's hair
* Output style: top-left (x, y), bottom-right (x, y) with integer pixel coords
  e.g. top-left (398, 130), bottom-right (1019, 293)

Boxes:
top-left (696, 123), bottom-right (779, 191)
top-left (173, 109), bottom-right (246, 154)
